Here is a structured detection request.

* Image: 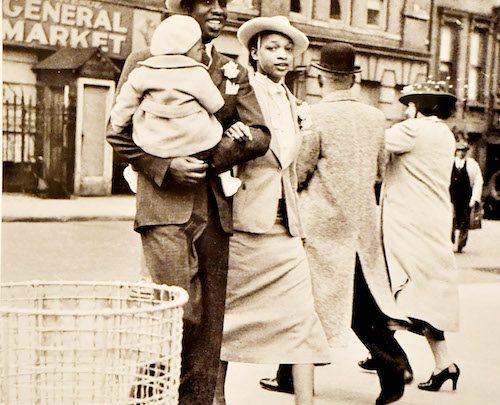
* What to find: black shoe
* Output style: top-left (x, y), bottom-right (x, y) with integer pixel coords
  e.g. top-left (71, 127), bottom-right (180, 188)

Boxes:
top-left (358, 357), bottom-right (377, 371)
top-left (418, 363), bottom-right (460, 392)
top-left (259, 378), bottom-right (294, 394)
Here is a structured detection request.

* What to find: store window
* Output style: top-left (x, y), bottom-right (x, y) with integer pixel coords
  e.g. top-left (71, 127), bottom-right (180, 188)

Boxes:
top-left (438, 23), bottom-right (459, 89)
top-left (366, 0), bottom-right (385, 27)
top-left (467, 29), bottom-right (487, 103)
top-left (291, 0), bottom-right (301, 13)
top-left (290, 0), bottom-right (312, 20)
top-left (330, 0), bottom-right (341, 19)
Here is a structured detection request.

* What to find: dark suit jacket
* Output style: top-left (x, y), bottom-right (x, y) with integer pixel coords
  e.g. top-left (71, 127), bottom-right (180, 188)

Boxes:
top-left (107, 49), bottom-right (270, 233)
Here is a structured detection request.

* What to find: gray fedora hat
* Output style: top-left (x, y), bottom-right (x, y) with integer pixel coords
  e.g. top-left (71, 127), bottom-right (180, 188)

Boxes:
top-left (311, 42), bottom-right (361, 74)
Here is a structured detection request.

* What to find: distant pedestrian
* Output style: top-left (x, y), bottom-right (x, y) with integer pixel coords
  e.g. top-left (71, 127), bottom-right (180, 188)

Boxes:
top-left (450, 141), bottom-right (483, 253)
top-left (383, 80), bottom-right (461, 394)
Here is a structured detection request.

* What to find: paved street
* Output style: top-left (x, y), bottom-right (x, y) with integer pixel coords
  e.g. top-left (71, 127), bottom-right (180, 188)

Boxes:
top-left (1, 219), bottom-right (499, 404)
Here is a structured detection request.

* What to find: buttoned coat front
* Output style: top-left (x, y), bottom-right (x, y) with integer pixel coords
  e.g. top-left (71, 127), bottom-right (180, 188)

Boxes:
top-left (297, 90), bottom-right (406, 347)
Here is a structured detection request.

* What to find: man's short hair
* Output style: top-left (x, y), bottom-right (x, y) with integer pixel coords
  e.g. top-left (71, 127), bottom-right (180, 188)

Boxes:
top-left (321, 71), bottom-right (353, 84)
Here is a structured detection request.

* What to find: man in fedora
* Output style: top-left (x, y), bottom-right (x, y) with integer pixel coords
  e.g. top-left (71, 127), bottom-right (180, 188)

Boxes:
top-left (107, 1), bottom-right (270, 404)
top-left (450, 141), bottom-right (483, 253)
top-left (260, 42), bottom-right (410, 404)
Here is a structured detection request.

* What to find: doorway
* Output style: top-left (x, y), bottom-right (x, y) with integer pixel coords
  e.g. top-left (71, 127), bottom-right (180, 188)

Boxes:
top-left (75, 78), bottom-right (115, 196)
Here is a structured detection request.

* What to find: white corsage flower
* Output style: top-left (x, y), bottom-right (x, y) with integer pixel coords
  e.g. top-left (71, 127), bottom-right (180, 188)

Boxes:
top-left (297, 101), bottom-right (312, 131)
top-left (222, 61), bottom-right (240, 79)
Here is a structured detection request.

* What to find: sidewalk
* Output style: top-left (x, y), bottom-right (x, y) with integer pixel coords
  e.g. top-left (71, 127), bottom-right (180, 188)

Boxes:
top-left (1, 193), bottom-right (135, 222)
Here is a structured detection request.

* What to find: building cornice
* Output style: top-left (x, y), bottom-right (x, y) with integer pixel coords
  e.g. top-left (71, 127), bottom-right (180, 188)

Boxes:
top-left (226, 17), bottom-right (430, 63)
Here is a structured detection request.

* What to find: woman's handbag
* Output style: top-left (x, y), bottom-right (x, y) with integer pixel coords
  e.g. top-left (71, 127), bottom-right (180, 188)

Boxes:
top-left (469, 203), bottom-right (483, 230)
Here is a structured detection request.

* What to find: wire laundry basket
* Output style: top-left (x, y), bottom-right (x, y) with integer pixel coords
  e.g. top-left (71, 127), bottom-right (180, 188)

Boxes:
top-left (0, 281), bottom-right (189, 405)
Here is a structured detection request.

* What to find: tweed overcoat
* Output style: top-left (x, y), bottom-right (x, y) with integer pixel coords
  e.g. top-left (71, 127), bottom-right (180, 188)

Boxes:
top-left (107, 48), bottom-right (270, 233)
top-left (296, 89), bottom-right (407, 347)
top-left (383, 116), bottom-right (459, 332)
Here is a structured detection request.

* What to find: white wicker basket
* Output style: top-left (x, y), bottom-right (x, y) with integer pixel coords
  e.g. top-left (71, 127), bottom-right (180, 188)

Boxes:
top-left (0, 281), bottom-right (188, 405)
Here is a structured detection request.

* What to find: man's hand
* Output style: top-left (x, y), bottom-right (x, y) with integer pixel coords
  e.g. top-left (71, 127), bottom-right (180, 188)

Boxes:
top-left (224, 121), bottom-right (253, 143)
top-left (169, 157), bottom-right (208, 185)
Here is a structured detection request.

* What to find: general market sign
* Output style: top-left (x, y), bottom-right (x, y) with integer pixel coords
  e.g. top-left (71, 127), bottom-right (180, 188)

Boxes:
top-left (3, 0), bottom-right (133, 58)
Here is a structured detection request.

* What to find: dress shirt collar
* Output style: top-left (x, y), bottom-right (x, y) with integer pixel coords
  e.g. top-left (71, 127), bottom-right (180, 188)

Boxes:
top-left (203, 41), bottom-right (214, 67)
top-left (455, 157), bottom-right (466, 169)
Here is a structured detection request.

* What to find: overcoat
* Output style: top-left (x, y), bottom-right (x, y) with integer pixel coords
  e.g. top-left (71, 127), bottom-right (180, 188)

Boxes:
top-left (296, 89), bottom-right (407, 347)
top-left (383, 116), bottom-right (459, 332)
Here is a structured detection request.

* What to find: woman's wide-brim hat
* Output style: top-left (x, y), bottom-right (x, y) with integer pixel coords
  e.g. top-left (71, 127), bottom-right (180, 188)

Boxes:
top-left (237, 16), bottom-right (309, 56)
top-left (399, 81), bottom-right (457, 106)
top-left (311, 42), bottom-right (361, 74)
top-left (165, 0), bottom-right (233, 13)
top-left (455, 141), bottom-right (469, 151)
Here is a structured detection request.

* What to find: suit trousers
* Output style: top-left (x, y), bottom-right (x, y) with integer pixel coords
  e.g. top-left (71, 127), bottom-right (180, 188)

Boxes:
top-left (452, 205), bottom-right (471, 251)
top-left (351, 254), bottom-right (409, 397)
top-left (140, 182), bottom-right (230, 405)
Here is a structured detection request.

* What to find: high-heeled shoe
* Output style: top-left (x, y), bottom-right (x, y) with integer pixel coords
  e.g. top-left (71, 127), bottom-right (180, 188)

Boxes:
top-left (418, 363), bottom-right (460, 391)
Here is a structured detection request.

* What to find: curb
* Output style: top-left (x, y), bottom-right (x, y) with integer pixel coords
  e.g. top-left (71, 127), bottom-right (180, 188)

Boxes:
top-left (2, 216), bottom-right (134, 223)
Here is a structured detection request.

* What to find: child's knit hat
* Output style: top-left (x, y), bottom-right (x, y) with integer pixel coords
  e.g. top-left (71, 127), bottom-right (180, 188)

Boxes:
top-left (150, 15), bottom-right (201, 56)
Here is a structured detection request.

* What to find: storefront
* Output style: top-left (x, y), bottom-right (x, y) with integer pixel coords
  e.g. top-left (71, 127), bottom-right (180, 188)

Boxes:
top-left (2, 0), bottom-right (164, 196)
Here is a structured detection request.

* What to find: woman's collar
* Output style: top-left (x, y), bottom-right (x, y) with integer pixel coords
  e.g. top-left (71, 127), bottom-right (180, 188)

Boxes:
top-left (254, 72), bottom-right (286, 94)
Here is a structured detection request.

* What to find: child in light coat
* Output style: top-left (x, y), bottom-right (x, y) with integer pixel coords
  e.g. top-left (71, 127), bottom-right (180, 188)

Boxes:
top-left (109, 14), bottom-right (240, 196)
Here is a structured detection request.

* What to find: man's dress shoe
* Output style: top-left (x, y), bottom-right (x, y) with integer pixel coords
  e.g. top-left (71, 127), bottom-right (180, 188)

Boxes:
top-left (259, 377), bottom-right (294, 394)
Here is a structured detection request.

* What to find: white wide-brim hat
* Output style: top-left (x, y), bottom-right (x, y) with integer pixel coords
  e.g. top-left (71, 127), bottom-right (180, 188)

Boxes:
top-left (237, 16), bottom-right (309, 56)
top-left (165, 0), bottom-right (233, 13)
top-left (150, 15), bottom-right (201, 56)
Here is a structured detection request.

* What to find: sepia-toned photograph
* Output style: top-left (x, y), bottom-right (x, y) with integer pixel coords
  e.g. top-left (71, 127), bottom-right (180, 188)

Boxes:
top-left (2, 1), bottom-right (500, 404)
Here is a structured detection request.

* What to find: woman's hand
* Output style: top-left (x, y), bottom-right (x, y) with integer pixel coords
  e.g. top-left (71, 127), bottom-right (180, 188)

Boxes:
top-left (224, 121), bottom-right (253, 143)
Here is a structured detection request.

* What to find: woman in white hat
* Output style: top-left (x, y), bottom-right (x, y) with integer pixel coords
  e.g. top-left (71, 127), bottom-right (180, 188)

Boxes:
top-left (382, 81), bottom-right (461, 392)
top-left (214, 16), bottom-right (330, 405)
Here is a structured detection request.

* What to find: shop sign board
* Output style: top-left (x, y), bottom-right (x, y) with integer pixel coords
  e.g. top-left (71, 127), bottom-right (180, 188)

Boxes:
top-left (3, 0), bottom-right (133, 58)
